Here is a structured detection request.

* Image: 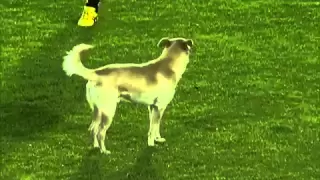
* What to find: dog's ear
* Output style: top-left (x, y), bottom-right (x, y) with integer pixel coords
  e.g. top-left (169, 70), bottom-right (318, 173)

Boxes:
top-left (157, 37), bottom-right (171, 48)
top-left (185, 39), bottom-right (193, 48)
top-left (179, 39), bottom-right (194, 51)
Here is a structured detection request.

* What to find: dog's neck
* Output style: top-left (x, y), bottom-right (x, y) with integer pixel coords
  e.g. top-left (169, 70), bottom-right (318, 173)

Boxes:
top-left (171, 54), bottom-right (189, 82)
top-left (158, 51), bottom-right (190, 83)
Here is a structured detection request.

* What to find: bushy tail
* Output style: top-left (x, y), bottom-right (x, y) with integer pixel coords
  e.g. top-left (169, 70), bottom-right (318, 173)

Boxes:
top-left (62, 43), bottom-right (99, 81)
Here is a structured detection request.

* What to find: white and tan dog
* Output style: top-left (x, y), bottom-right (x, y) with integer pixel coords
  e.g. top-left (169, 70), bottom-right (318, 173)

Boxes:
top-left (62, 37), bottom-right (193, 154)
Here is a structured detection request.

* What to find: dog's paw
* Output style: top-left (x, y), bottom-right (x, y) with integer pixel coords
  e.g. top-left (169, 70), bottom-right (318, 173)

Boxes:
top-left (93, 143), bottom-right (99, 148)
top-left (92, 138), bottom-right (100, 148)
top-left (148, 138), bottom-right (155, 146)
top-left (155, 137), bottom-right (166, 143)
top-left (100, 149), bottom-right (111, 155)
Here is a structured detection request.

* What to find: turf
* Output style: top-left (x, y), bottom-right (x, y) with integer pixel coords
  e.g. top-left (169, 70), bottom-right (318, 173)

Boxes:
top-left (1, 0), bottom-right (320, 179)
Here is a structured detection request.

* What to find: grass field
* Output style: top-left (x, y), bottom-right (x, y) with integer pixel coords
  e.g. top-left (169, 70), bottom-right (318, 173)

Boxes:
top-left (1, 0), bottom-right (320, 179)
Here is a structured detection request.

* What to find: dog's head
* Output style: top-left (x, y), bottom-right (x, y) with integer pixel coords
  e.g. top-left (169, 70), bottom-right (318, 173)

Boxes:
top-left (157, 37), bottom-right (193, 58)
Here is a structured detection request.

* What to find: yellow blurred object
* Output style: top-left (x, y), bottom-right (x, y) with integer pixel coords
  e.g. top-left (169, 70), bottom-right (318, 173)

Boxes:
top-left (77, 6), bottom-right (98, 27)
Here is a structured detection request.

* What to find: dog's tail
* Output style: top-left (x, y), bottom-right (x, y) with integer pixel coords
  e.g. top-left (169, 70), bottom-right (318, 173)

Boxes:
top-left (62, 43), bottom-right (99, 81)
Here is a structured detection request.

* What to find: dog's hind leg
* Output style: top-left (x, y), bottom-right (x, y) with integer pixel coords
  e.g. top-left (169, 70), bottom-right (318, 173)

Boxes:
top-left (88, 105), bottom-right (101, 148)
top-left (86, 82), bottom-right (95, 110)
top-left (86, 83), bottom-right (101, 148)
top-left (96, 96), bottom-right (118, 154)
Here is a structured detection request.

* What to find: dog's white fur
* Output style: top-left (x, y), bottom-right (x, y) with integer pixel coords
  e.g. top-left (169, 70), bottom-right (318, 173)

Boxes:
top-left (62, 37), bottom-right (193, 154)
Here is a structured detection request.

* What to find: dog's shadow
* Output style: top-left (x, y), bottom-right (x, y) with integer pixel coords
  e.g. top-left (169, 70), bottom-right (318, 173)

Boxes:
top-left (71, 147), bottom-right (163, 180)
top-left (123, 147), bottom-right (163, 180)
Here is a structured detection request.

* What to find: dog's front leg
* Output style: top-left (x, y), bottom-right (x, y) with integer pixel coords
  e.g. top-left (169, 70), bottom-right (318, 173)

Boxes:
top-left (154, 107), bottom-right (166, 143)
top-left (147, 105), bottom-right (166, 146)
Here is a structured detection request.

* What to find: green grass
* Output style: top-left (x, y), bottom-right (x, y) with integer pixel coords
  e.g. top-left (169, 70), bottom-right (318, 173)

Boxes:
top-left (1, 0), bottom-right (320, 179)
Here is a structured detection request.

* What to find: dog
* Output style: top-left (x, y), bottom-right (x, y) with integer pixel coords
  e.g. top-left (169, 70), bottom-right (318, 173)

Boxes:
top-left (62, 37), bottom-right (194, 154)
